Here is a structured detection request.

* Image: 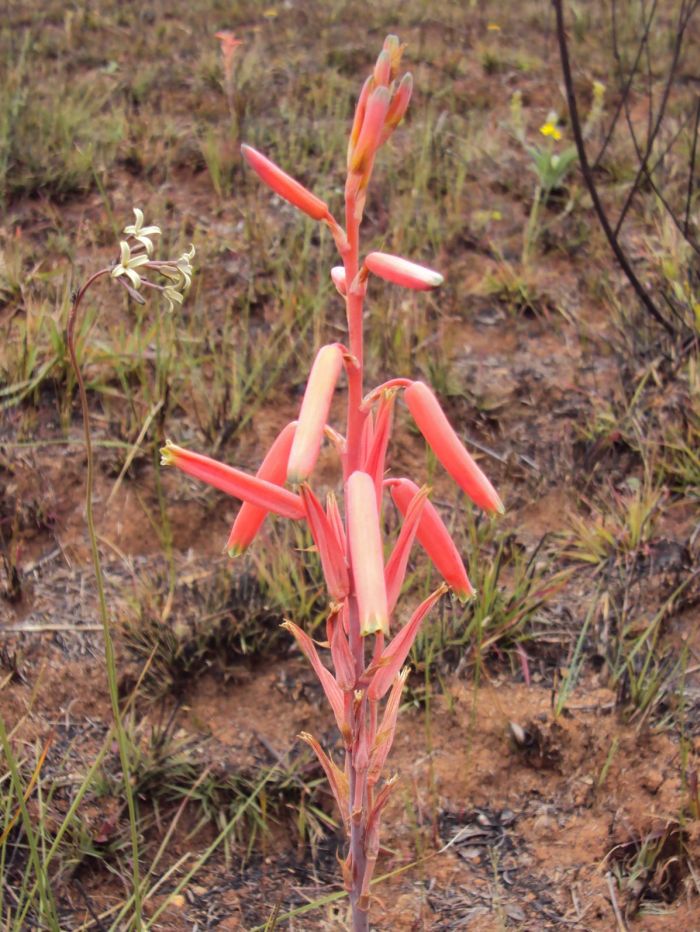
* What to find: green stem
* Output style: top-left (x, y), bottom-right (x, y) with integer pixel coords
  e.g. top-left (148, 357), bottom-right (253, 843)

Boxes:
top-left (66, 268), bottom-right (143, 927)
top-left (0, 715), bottom-right (60, 929)
top-left (522, 182), bottom-right (542, 267)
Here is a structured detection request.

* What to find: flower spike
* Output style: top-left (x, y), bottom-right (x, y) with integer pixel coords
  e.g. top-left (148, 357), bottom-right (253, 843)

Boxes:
top-left (287, 343), bottom-right (345, 483)
top-left (365, 252), bottom-right (443, 291)
top-left (226, 421), bottom-right (297, 556)
top-left (346, 471), bottom-right (390, 637)
top-left (161, 441), bottom-right (304, 519)
top-left (241, 144), bottom-right (330, 222)
top-left (404, 381), bottom-right (504, 514)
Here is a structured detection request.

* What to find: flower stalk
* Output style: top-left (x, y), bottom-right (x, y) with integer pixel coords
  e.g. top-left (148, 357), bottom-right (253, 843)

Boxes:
top-left (162, 37), bottom-right (501, 930)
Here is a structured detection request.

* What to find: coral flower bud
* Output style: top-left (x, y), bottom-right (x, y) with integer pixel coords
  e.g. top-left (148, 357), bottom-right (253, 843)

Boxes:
top-left (379, 73), bottom-right (413, 145)
top-left (346, 471), bottom-right (390, 637)
top-left (348, 86), bottom-right (391, 174)
top-left (382, 34), bottom-right (405, 79)
top-left (347, 75), bottom-right (374, 169)
top-left (330, 266), bottom-right (347, 295)
top-left (390, 478), bottom-right (474, 601)
top-left (404, 382), bottom-right (504, 514)
top-left (373, 49), bottom-right (391, 87)
top-left (241, 144), bottom-right (329, 222)
top-left (226, 421), bottom-right (297, 556)
top-left (161, 441), bottom-right (304, 519)
top-left (365, 252), bottom-right (443, 290)
top-left (287, 344), bottom-right (345, 483)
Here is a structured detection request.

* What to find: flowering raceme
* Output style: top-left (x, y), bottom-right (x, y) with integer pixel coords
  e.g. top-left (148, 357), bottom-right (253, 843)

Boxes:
top-left (162, 35), bottom-right (501, 932)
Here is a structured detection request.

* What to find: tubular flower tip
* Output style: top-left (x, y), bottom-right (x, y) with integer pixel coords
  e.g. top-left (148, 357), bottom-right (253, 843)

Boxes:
top-left (331, 266), bottom-right (347, 295)
top-left (241, 144), bottom-right (330, 222)
top-left (160, 440), bottom-right (305, 519)
top-left (382, 34), bottom-right (405, 79)
top-left (404, 382), bottom-right (504, 515)
top-left (346, 471), bottom-right (389, 637)
top-left (365, 252), bottom-right (443, 291)
top-left (287, 343), bottom-right (344, 484)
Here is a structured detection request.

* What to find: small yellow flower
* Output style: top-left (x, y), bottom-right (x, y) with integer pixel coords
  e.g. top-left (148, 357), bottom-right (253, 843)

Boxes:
top-left (539, 120), bottom-right (562, 141)
top-left (487, 22), bottom-right (501, 31)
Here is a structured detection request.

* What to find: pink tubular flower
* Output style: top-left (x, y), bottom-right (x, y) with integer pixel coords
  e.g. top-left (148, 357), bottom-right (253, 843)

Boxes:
top-left (300, 484), bottom-right (349, 601)
top-left (241, 145), bottom-right (330, 222)
top-left (287, 343), bottom-right (345, 484)
top-left (161, 441), bottom-right (304, 519)
top-left (404, 381), bottom-right (504, 514)
top-left (365, 252), bottom-right (443, 290)
top-left (389, 478), bottom-right (475, 601)
top-left (226, 421), bottom-right (297, 555)
top-left (346, 471), bottom-right (390, 636)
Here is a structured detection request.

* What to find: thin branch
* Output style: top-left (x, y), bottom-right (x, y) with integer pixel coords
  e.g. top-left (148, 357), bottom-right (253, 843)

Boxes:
top-left (613, 0), bottom-right (693, 238)
top-left (594, 0), bottom-right (658, 170)
top-left (552, 0), bottom-right (676, 337)
top-left (684, 95), bottom-right (700, 237)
